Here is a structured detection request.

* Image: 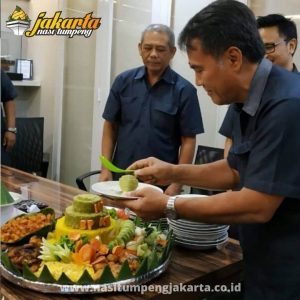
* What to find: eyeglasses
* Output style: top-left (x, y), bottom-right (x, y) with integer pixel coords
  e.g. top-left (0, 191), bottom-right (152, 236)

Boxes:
top-left (264, 40), bottom-right (287, 54)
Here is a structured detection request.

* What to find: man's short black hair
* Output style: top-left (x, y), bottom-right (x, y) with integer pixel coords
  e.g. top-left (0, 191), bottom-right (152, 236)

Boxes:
top-left (257, 14), bottom-right (298, 42)
top-left (178, 0), bottom-right (265, 63)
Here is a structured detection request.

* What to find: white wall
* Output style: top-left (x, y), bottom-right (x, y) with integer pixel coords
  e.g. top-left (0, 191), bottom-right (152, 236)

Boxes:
top-left (1, 0), bottom-right (61, 178)
top-left (90, 0), bottom-right (114, 183)
top-left (59, 0), bottom-right (97, 186)
top-left (110, 0), bottom-right (153, 80)
top-left (27, 0), bottom-right (62, 179)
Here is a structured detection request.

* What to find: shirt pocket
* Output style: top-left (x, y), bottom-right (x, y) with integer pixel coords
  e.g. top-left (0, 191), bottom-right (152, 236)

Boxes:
top-left (231, 140), bottom-right (253, 156)
top-left (120, 96), bottom-right (141, 123)
top-left (152, 103), bottom-right (178, 133)
top-left (228, 139), bottom-right (253, 172)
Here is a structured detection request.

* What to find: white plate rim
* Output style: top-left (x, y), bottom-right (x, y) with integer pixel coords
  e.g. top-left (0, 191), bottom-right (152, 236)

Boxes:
top-left (169, 222), bottom-right (229, 231)
top-left (175, 234), bottom-right (228, 245)
top-left (173, 236), bottom-right (228, 244)
top-left (0, 192), bottom-right (22, 207)
top-left (92, 181), bottom-right (162, 200)
top-left (174, 232), bottom-right (229, 243)
top-left (170, 227), bottom-right (228, 237)
top-left (175, 239), bottom-right (228, 250)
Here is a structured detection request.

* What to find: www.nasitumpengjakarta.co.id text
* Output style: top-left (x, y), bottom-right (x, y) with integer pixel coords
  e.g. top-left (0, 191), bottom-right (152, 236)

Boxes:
top-left (60, 282), bottom-right (242, 294)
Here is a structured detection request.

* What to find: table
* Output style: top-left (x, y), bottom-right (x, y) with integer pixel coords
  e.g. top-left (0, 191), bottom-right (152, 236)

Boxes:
top-left (1, 165), bottom-right (243, 300)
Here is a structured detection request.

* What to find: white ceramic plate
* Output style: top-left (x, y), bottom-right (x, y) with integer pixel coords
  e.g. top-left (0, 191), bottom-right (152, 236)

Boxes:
top-left (169, 222), bottom-right (229, 232)
top-left (171, 227), bottom-right (228, 238)
top-left (169, 218), bottom-right (226, 227)
top-left (0, 192), bottom-right (22, 207)
top-left (175, 232), bottom-right (229, 244)
top-left (175, 238), bottom-right (228, 250)
top-left (92, 181), bottom-right (163, 200)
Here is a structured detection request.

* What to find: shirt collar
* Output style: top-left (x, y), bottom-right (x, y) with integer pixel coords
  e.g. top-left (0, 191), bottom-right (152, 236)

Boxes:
top-left (134, 66), bottom-right (146, 79)
top-left (134, 66), bottom-right (175, 84)
top-left (292, 64), bottom-right (298, 73)
top-left (242, 58), bottom-right (272, 116)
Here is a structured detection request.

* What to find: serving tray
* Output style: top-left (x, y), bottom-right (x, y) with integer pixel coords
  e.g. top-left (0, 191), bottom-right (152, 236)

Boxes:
top-left (0, 255), bottom-right (171, 294)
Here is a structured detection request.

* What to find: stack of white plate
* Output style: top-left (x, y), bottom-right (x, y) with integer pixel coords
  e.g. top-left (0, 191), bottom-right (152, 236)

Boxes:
top-left (168, 194), bottom-right (229, 250)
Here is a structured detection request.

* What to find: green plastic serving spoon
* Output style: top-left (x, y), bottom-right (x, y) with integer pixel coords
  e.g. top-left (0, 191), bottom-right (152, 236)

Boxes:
top-left (99, 155), bottom-right (134, 174)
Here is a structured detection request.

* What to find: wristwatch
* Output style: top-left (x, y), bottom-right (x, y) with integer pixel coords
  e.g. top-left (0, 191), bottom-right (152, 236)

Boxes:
top-left (165, 196), bottom-right (178, 220)
top-left (7, 127), bottom-right (17, 134)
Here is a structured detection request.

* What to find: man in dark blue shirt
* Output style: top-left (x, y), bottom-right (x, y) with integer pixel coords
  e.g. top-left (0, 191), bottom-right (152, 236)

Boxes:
top-left (1, 69), bottom-right (17, 166)
top-left (121, 1), bottom-right (300, 299)
top-left (101, 24), bottom-right (204, 195)
top-left (220, 13), bottom-right (298, 157)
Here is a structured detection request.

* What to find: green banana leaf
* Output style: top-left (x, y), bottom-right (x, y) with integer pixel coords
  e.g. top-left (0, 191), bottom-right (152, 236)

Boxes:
top-left (95, 265), bottom-right (116, 284)
top-left (38, 264), bottom-right (56, 283)
top-left (117, 260), bottom-right (132, 281)
top-left (57, 272), bottom-right (74, 285)
top-left (77, 269), bottom-right (95, 285)
top-left (0, 183), bottom-right (14, 205)
top-left (135, 257), bottom-right (148, 278)
top-left (1, 252), bottom-right (21, 276)
top-left (23, 265), bottom-right (38, 281)
top-left (147, 251), bottom-right (159, 270)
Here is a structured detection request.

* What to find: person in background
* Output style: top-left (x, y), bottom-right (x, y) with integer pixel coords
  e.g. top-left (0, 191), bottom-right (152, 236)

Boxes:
top-left (1, 69), bottom-right (17, 166)
top-left (220, 13), bottom-right (298, 158)
top-left (122, 1), bottom-right (300, 299)
top-left (100, 24), bottom-right (204, 195)
top-left (258, 14), bottom-right (298, 72)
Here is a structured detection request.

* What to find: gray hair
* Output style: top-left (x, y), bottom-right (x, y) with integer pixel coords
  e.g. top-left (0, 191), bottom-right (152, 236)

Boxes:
top-left (141, 24), bottom-right (175, 48)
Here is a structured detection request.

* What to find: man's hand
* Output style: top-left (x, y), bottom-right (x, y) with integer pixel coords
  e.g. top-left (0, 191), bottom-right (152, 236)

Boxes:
top-left (99, 169), bottom-right (113, 181)
top-left (122, 187), bottom-right (169, 220)
top-left (164, 183), bottom-right (182, 196)
top-left (128, 157), bottom-right (174, 186)
top-left (3, 131), bottom-right (16, 151)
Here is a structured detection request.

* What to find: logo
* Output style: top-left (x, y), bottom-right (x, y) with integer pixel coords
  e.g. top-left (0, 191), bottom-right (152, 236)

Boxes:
top-left (6, 6), bottom-right (101, 38)
top-left (6, 6), bottom-right (31, 36)
top-left (25, 11), bottom-right (101, 38)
